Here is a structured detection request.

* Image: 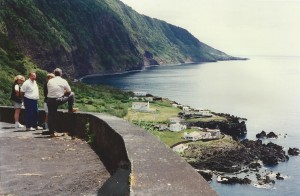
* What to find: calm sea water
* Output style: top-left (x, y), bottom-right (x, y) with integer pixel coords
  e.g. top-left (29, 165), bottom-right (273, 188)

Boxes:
top-left (82, 56), bottom-right (300, 196)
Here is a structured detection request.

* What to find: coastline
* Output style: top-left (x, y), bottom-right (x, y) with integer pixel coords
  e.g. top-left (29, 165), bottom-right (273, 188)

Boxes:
top-left (78, 57), bottom-right (248, 81)
top-left (78, 55), bottom-right (300, 194)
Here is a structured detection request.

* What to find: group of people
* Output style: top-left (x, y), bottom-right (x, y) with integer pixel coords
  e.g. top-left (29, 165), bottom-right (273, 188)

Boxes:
top-left (11, 68), bottom-right (77, 136)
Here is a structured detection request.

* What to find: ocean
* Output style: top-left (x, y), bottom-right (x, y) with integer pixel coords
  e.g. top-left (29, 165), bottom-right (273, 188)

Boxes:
top-left (82, 56), bottom-right (300, 196)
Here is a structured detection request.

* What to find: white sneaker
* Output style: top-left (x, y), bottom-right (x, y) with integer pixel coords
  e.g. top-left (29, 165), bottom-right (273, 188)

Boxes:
top-left (15, 123), bottom-right (24, 128)
top-left (29, 127), bottom-right (36, 131)
top-left (36, 126), bottom-right (43, 130)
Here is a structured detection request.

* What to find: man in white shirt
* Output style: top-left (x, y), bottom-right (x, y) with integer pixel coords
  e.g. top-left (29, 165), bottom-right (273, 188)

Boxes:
top-left (21, 71), bottom-right (42, 131)
top-left (45, 68), bottom-right (77, 135)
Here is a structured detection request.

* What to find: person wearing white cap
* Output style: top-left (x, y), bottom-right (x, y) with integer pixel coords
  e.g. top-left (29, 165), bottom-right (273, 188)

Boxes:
top-left (10, 75), bottom-right (25, 128)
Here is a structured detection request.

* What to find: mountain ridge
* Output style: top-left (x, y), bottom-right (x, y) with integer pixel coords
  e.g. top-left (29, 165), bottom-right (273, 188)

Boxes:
top-left (0, 0), bottom-right (242, 79)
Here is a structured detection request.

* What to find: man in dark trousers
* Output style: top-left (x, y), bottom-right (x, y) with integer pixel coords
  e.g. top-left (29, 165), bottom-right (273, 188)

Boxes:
top-left (44, 68), bottom-right (77, 136)
top-left (21, 71), bottom-right (43, 131)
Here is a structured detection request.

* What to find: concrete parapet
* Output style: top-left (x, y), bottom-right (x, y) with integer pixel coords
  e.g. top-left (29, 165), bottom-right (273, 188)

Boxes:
top-left (0, 106), bottom-right (217, 195)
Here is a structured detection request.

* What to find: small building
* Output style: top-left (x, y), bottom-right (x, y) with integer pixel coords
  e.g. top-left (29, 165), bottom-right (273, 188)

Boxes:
top-left (204, 128), bottom-right (221, 138)
top-left (182, 106), bottom-right (190, 111)
top-left (184, 132), bottom-right (203, 141)
top-left (169, 123), bottom-right (186, 132)
top-left (194, 108), bottom-right (211, 116)
top-left (144, 96), bottom-right (154, 102)
top-left (172, 103), bottom-right (178, 108)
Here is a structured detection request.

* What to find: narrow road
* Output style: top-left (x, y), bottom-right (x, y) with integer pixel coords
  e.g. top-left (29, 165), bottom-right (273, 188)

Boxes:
top-left (0, 122), bottom-right (110, 195)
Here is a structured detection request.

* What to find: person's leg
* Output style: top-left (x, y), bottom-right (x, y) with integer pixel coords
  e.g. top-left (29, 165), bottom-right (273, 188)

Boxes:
top-left (14, 108), bottom-right (20, 123)
top-left (23, 97), bottom-right (31, 129)
top-left (56, 93), bottom-right (77, 112)
top-left (14, 106), bottom-right (24, 128)
top-left (44, 102), bottom-right (48, 129)
top-left (31, 99), bottom-right (39, 128)
top-left (47, 100), bottom-right (58, 134)
top-left (67, 92), bottom-right (75, 111)
top-left (26, 98), bottom-right (37, 129)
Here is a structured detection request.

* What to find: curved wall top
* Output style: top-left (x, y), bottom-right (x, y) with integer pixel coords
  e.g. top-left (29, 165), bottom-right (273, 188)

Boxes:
top-left (0, 106), bottom-right (217, 195)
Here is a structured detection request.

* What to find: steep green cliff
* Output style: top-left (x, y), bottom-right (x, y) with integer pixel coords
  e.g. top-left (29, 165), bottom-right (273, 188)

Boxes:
top-left (0, 0), bottom-right (238, 79)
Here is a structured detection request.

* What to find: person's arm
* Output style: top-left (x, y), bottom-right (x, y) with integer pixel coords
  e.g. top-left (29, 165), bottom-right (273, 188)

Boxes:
top-left (15, 85), bottom-right (21, 97)
top-left (20, 81), bottom-right (26, 97)
top-left (64, 91), bottom-right (71, 96)
top-left (43, 83), bottom-right (48, 98)
top-left (63, 81), bottom-right (71, 96)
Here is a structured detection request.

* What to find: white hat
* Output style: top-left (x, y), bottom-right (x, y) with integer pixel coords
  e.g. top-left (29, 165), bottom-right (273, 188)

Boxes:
top-left (14, 75), bottom-right (25, 81)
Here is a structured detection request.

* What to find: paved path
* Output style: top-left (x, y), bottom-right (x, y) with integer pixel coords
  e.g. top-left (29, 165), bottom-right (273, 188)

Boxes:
top-left (0, 122), bottom-right (110, 195)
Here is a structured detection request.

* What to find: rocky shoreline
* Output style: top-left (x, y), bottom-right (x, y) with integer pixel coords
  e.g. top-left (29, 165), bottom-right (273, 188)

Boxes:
top-left (180, 130), bottom-right (299, 186)
top-left (125, 94), bottom-right (298, 188)
top-left (185, 112), bottom-right (247, 136)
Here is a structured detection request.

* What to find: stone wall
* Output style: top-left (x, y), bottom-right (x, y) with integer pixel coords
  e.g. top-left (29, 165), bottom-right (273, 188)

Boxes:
top-left (0, 106), bottom-right (217, 195)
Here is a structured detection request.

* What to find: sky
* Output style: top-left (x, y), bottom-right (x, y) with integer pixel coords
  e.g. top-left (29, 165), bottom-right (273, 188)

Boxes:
top-left (120, 0), bottom-right (300, 56)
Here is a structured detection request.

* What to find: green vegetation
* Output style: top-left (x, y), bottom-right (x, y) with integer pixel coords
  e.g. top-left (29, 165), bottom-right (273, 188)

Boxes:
top-left (0, 32), bottom-right (132, 117)
top-left (72, 83), bottom-right (132, 117)
top-left (182, 135), bottom-right (239, 162)
top-left (0, 31), bottom-right (47, 105)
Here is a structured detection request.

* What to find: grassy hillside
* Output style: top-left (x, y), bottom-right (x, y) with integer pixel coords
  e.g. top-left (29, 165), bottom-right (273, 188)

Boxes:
top-left (0, 31), bottom-right (132, 117)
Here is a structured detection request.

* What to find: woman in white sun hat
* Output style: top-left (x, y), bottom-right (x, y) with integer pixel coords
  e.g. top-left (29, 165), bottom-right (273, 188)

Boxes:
top-left (10, 75), bottom-right (25, 128)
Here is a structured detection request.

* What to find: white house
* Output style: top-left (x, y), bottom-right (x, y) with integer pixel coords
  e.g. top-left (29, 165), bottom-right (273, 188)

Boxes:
top-left (204, 128), bottom-right (221, 138)
top-left (169, 123), bottom-right (186, 132)
top-left (194, 108), bottom-right (211, 116)
top-left (184, 132), bottom-right (202, 141)
top-left (172, 103), bottom-right (178, 108)
top-left (182, 106), bottom-right (190, 111)
top-left (144, 96), bottom-right (154, 102)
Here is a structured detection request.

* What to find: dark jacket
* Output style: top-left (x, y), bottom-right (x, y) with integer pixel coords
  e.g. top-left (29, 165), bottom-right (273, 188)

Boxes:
top-left (10, 82), bottom-right (22, 103)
